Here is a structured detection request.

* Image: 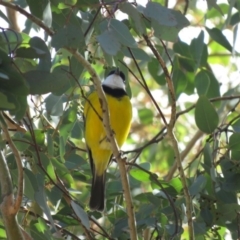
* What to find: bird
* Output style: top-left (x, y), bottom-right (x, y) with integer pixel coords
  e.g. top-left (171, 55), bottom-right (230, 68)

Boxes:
top-left (83, 68), bottom-right (132, 211)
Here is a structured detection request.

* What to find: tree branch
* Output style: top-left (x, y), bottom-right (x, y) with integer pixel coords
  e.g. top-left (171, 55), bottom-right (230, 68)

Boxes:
top-left (0, 1), bottom-right (54, 36)
top-left (0, 112), bottom-right (23, 214)
top-left (165, 130), bottom-right (204, 181)
top-left (0, 151), bottom-right (25, 240)
top-left (66, 48), bottom-right (138, 240)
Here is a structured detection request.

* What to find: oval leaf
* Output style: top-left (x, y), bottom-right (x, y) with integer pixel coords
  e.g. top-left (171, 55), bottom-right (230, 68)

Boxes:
top-left (195, 96), bottom-right (219, 133)
top-left (195, 70), bottom-right (210, 96)
top-left (206, 27), bottom-right (232, 53)
top-left (130, 168), bottom-right (150, 182)
top-left (97, 29), bottom-right (121, 55)
top-left (71, 201), bottom-right (90, 229)
top-left (110, 19), bottom-right (137, 48)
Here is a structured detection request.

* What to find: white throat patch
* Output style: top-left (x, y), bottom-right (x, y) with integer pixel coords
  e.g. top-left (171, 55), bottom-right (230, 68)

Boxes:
top-left (102, 74), bottom-right (126, 90)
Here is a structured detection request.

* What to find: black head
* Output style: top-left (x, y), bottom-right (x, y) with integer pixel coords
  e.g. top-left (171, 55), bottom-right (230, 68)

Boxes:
top-left (107, 68), bottom-right (126, 83)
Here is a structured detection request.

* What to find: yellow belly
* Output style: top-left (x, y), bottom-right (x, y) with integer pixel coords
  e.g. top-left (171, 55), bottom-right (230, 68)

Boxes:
top-left (84, 91), bottom-right (132, 176)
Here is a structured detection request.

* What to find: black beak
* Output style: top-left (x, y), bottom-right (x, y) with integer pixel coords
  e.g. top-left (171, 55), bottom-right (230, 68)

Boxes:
top-left (114, 68), bottom-right (120, 75)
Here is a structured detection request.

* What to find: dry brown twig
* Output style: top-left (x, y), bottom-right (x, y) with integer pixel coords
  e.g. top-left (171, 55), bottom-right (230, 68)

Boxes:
top-left (0, 113), bottom-right (32, 240)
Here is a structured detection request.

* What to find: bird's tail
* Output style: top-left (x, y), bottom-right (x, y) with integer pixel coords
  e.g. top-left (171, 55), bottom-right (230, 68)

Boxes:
top-left (89, 173), bottom-right (106, 211)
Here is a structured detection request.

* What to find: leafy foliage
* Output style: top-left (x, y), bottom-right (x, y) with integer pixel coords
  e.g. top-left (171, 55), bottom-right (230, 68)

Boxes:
top-left (0, 0), bottom-right (240, 239)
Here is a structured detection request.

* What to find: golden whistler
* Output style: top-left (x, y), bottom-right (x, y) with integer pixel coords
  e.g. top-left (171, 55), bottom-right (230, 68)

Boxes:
top-left (84, 69), bottom-right (132, 211)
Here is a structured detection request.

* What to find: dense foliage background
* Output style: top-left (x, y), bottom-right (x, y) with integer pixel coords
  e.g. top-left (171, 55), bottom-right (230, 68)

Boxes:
top-left (0, 0), bottom-right (240, 239)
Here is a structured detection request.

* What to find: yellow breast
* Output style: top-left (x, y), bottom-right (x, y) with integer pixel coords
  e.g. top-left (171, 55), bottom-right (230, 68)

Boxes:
top-left (84, 91), bottom-right (132, 175)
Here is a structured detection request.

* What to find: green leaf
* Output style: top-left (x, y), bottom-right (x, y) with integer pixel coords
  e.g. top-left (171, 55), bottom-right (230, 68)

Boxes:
top-left (45, 94), bottom-right (64, 116)
top-left (219, 158), bottom-right (235, 178)
top-left (216, 187), bottom-right (237, 204)
top-left (69, 54), bottom-right (84, 80)
top-left (52, 24), bottom-right (85, 50)
top-left (195, 70), bottom-right (210, 96)
top-left (24, 168), bottom-right (39, 200)
top-left (203, 143), bottom-right (212, 173)
top-left (59, 103), bottom-right (78, 146)
top-left (97, 29), bottom-right (121, 55)
top-left (144, 2), bottom-right (189, 41)
top-left (30, 218), bottom-right (53, 240)
top-left (232, 119), bottom-right (240, 132)
top-left (229, 133), bottom-right (240, 150)
top-left (16, 47), bottom-right (46, 59)
top-left (112, 217), bottom-right (128, 238)
top-left (12, 132), bottom-right (30, 152)
top-left (204, 71), bottom-right (220, 99)
top-left (40, 153), bottom-right (57, 183)
top-left (58, 0), bottom-right (77, 9)
top-left (0, 224), bottom-right (6, 238)
top-left (0, 9), bottom-right (10, 24)
top-left (169, 178), bottom-right (183, 194)
top-left (71, 201), bottom-right (90, 229)
top-left (0, 30), bottom-right (22, 53)
top-left (0, 50), bottom-right (29, 95)
top-left (0, 49), bottom-right (28, 119)
top-left (194, 222), bottom-right (206, 236)
top-left (0, 92), bottom-right (15, 110)
top-left (189, 175), bottom-right (207, 196)
top-left (152, 20), bottom-right (179, 41)
top-left (97, 19), bottom-right (137, 55)
top-left (217, 203), bottom-right (240, 221)
top-left (223, 173), bottom-right (240, 191)
top-left (172, 69), bottom-right (188, 98)
top-left (35, 174), bottom-right (57, 232)
top-left (228, 133), bottom-right (240, 159)
top-left (195, 96), bottom-right (219, 133)
top-left (51, 157), bottom-right (74, 186)
top-left (206, 27), bottom-right (233, 52)
top-left (144, 2), bottom-right (185, 27)
top-left (110, 19), bottom-right (137, 48)
top-left (119, 2), bottom-right (146, 34)
top-left (190, 31), bottom-right (207, 69)
top-left (206, 0), bottom-right (224, 14)
top-left (130, 164), bottom-right (151, 182)
top-left (65, 153), bottom-right (86, 170)
top-left (42, 1), bottom-right (52, 27)
top-left (148, 58), bottom-right (166, 85)
top-left (173, 40), bottom-right (191, 58)
top-left (201, 208), bottom-right (213, 226)
top-left (24, 69), bottom-right (71, 95)
top-left (122, 47), bottom-right (150, 61)
top-left (46, 186), bottom-right (63, 206)
top-left (16, 36), bottom-right (51, 72)
top-left (29, 37), bottom-right (52, 71)
top-left (107, 180), bottom-right (122, 196)
top-left (26, 0), bottom-right (48, 19)
top-left (138, 108), bottom-right (154, 125)
top-left (230, 12), bottom-right (240, 26)
top-left (24, 129), bottom-right (45, 146)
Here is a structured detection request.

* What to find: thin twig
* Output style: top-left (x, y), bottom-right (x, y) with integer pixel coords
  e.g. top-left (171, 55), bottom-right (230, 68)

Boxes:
top-left (165, 130), bottom-right (204, 181)
top-left (127, 47), bottom-right (168, 126)
top-left (84, 6), bottom-right (101, 37)
top-left (183, 0), bottom-right (189, 15)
